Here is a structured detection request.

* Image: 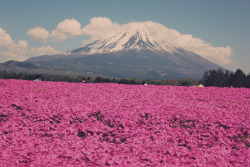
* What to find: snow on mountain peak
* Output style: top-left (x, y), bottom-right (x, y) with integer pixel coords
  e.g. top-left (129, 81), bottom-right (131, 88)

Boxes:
top-left (67, 25), bottom-right (180, 55)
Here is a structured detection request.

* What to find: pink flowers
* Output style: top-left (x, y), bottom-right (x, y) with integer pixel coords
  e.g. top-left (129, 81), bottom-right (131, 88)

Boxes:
top-left (0, 79), bottom-right (249, 166)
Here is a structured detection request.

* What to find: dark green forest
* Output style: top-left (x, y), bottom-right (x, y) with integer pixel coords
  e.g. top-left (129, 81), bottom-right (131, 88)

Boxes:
top-left (0, 69), bottom-right (249, 88)
top-left (201, 69), bottom-right (250, 88)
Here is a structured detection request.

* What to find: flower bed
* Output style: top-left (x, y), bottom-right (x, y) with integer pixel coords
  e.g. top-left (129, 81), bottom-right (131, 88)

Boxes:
top-left (0, 79), bottom-right (249, 166)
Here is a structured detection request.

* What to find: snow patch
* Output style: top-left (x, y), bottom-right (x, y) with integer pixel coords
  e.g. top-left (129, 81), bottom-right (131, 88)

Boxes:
top-left (67, 28), bottom-right (181, 55)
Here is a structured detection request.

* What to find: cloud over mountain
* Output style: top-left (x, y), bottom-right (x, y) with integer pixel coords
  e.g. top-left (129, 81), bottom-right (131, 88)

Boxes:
top-left (81, 17), bottom-right (233, 64)
top-left (82, 17), bottom-right (121, 40)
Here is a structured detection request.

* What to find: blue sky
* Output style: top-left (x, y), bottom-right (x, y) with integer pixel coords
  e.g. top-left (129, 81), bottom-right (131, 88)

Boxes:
top-left (0, 0), bottom-right (250, 73)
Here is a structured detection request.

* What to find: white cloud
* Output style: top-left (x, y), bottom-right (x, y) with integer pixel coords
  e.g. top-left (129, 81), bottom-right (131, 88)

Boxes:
top-left (30, 46), bottom-right (60, 55)
top-left (0, 39), bottom-right (29, 61)
top-left (27, 27), bottom-right (49, 42)
top-left (1, 52), bottom-right (28, 62)
top-left (82, 17), bottom-right (233, 64)
top-left (0, 28), bottom-right (14, 47)
top-left (0, 27), bottom-right (60, 62)
top-left (82, 17), bottom-right (121, 40)
top-left (50, 19), bottom-right (83, 42)
top-left (176, 35), bottom-right (233, 64)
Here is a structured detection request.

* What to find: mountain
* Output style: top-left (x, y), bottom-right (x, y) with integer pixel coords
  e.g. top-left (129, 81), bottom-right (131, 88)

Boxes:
top-left (3, 29), bottom-right (225, 79)
top-left (0, 60), bottom-right (86, 76)
top-left (2, 60), bottom-right (39, 69)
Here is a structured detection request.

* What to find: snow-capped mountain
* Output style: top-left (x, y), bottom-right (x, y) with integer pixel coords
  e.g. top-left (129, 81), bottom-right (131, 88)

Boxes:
top-left (67, 30), bottom-right (179, 55)
top-left (24, 28), bottom-right (225, 79)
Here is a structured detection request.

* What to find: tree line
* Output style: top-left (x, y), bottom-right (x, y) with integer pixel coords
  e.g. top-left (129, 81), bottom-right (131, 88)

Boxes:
top-left (0, 69), bottom-right (249, 88)
top-left (0, 71), bottom-right (87, 83)
top-left (201, 69), bottom-right (250, 88)
top-left (0, 70), bottom-right (199, 86)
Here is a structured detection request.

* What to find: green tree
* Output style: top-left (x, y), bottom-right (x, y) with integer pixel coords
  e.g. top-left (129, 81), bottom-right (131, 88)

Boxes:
top-left (246, 73), bottom-right (250, 88)
top-left (202, 69), bottom-right (228, 87)
top-left (178, 79), bottom-right (193, 86)
top-left (228, 69), bottom-right (247, 88)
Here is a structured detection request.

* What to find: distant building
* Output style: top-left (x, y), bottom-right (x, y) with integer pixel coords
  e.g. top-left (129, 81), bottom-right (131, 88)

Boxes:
top-left (198, 84), bottom-right (204, 87)
top-left (33, 78), bottom-right (41, 81)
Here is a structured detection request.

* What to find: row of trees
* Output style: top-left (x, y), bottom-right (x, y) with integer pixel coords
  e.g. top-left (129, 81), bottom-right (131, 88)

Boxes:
top-left (202, 69), bottom-right (250, 88)
top-left (0, 71), bottom-right (87, 83)
top-left (0, 70), bottom-right (199, 86)
top-left (93, 76), bottom-right (199, 85)
top-left (1, 69), bottom-right (249, 88)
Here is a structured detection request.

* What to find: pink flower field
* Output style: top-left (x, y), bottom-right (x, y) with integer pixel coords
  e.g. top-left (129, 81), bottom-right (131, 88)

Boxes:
top-left (0, 79), bottom-right (249, 166)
